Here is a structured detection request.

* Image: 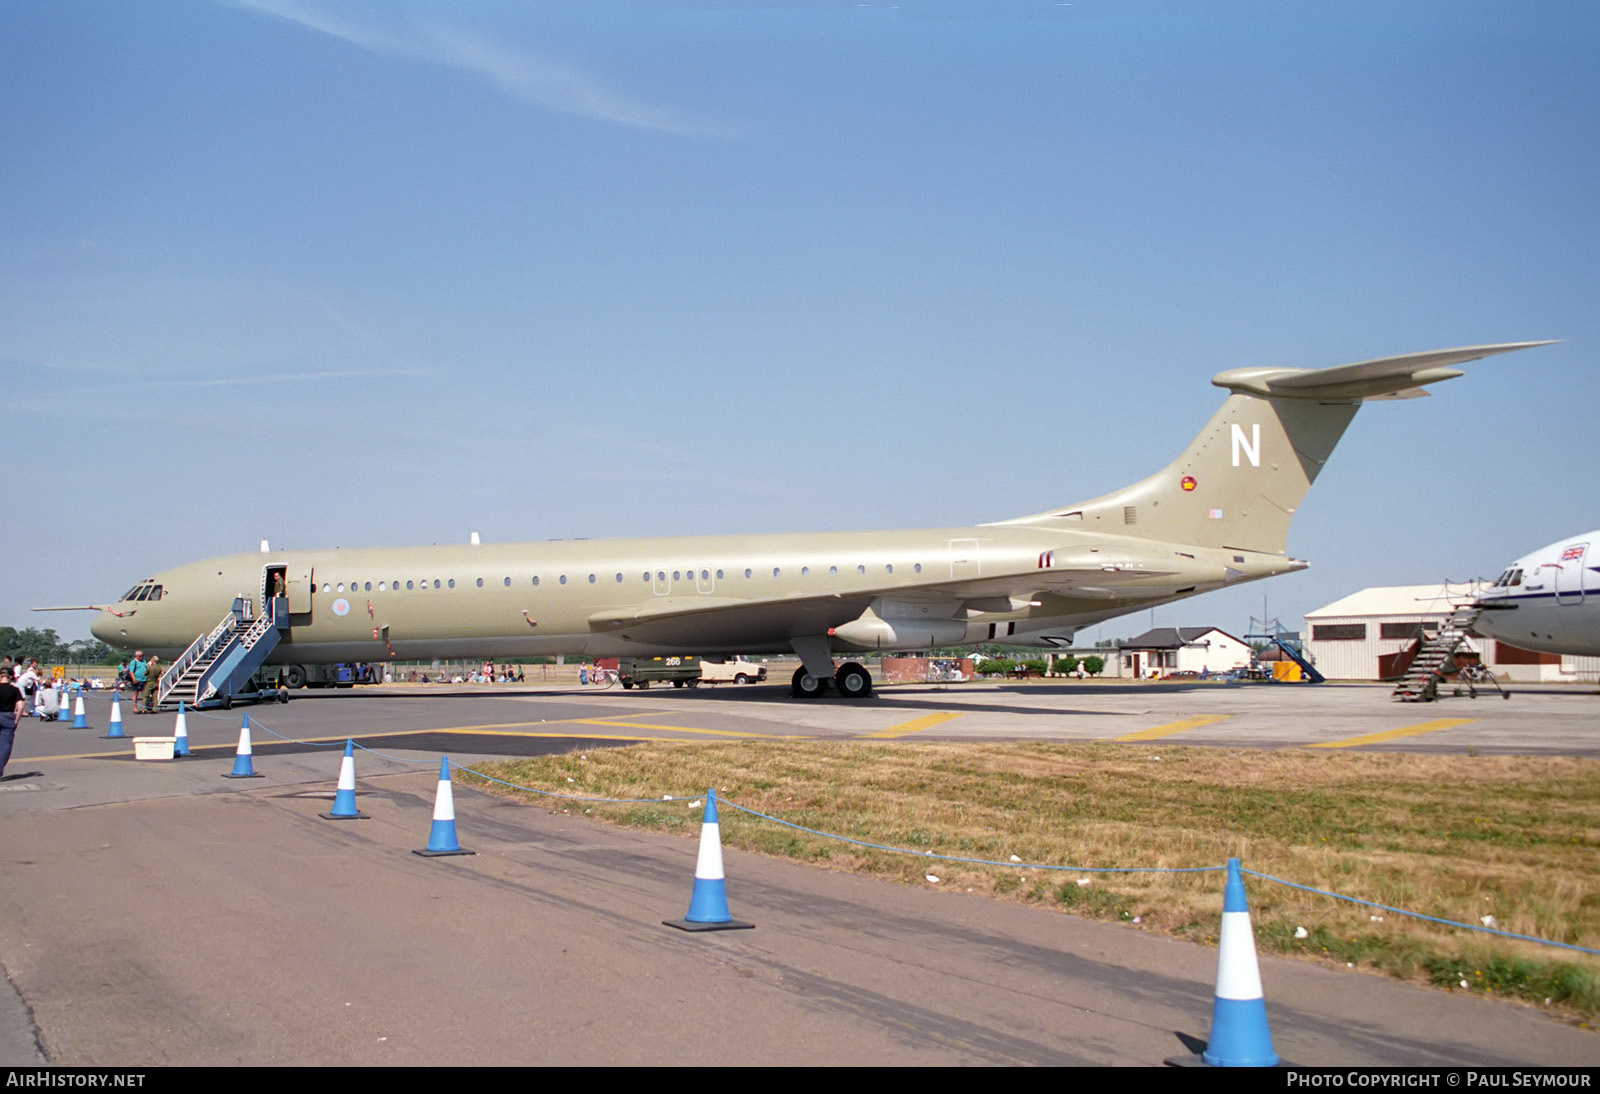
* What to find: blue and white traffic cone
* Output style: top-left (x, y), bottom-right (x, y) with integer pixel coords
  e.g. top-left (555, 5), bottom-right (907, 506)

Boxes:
top-left (222, 714), bottom-right (263, 779)
top-left (103, 693), bottom-right (125, 739)
top-left (664, 789), bottom-right (754, 932)
top-left (173, 701), bottom-right (192, 757)
top-left (71, 687), bottom-right (88, 729)
top-left (320, 739), bottom-right (368, 820)
top-left (1169, 858), bottom-right (1281, 1067)
top-left (413, 757), bottom-right (473, 856)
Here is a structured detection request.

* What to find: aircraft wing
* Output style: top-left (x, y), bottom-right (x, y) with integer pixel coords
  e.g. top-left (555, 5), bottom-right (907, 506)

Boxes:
top-left (581, 563), bottom-right (1181, 649)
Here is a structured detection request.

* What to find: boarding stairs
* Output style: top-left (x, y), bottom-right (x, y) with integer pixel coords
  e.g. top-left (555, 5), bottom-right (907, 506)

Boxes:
top-left (156, 597), bottom-right (286, 710)
top-left (1245, 618), bottom-right (1325, 683)
top-left (1391, 603), bottom-right (1491, 702)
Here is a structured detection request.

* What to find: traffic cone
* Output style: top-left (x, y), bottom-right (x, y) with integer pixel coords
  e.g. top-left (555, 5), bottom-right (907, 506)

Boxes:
top-left (222, 714), bottom-right (263, 779)
top-left (1168, 858), bottom-right (1280, 1067)
top-left (320, 739), bottom-right (368, 820)
top-left (413, 757), bottom-right (473, 856)
top-left (103, 693), bottom-right (125, 739)
top-left (664, 789), bottom-right (753, 932)
top-left (71, 687), bottom-right (88, 729)
top-left (173, 701), bottom-right (192, 757)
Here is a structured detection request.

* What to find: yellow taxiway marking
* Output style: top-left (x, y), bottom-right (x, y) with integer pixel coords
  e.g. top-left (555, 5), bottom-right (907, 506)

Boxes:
top-left (863, 711), bottom-right (965, 739)
top-left (1115, 714), bottom-right (1231, 742)
top-left (1306, 718), bottom-right (1477, 749)
top-left (572, 718), bottom-right (785, 739)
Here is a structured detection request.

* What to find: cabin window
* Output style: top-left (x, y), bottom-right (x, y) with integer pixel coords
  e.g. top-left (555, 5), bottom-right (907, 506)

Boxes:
top-left (405, 581), bottom-right (414, 590)
top-left (744, 569), bottom-right (752, 578)
top-left (337, 583), bottom-right (345, 593)
top-left (615, 573), bottom-right (623, 583)
top-left (363, 582), bottom-right (371, 592)
top-left (716, 570), bottom-right (724, 579)
top-left (673, 571), bottom-right (681, 581)
top-left (885, 564), bottom-right (894, 574)
top-left (559, 575), bottom-right (567, 585)
top-left (503, 577), bottom-right (511, 587)
top-left (532, 576), bottom-right (540, 586)
top-left (433, 580), bottom-right (441, 589)
top-left (801, 567), bottom-right (809, 577)
top-left (701, 570), bottom-right (709, 580)
top-left (476, 578), bottom-right (483, 588)
top-left (658, 571), bottom-right (666, 581)
top-left (914, 563), bottom-right (922, 573)
top-left (378, 582), bottom-right (387, 591)
top-left (857, 565), bottom-right (865, 575)
top-left (588, 574), bottom-right (596, 584)
top-left (773, 567), bottom-right (781, 577)
top-left (448, 579), bottom-right (455, 589)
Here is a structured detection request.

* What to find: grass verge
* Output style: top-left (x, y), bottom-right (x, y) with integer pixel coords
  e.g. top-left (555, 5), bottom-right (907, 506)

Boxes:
top-left (461, 740), bottom-right (1600, 1023)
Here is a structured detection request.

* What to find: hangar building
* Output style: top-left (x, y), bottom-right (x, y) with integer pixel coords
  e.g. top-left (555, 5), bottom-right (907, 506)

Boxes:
top-left (1304, 583), bottom-right (1600, 682)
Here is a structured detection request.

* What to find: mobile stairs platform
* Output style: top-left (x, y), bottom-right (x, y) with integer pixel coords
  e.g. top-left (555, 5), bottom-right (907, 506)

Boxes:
top-left (1391, 603), bottom-right (1507, 702)
top-left (156, 596), bottom-right (290, 711)
top-left (1244, 618), bottom-right (1325, 683)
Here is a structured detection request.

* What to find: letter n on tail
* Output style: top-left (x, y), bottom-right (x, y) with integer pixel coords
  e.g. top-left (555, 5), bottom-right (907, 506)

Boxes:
top-left (1231, 423), bottom-right (1260, 468)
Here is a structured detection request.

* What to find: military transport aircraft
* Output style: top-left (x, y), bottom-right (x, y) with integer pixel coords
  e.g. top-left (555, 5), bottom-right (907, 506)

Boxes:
top-left (80, 341), bottom-right (1552, 700)
top-left (1475, 529), bottom-right (1600, 657)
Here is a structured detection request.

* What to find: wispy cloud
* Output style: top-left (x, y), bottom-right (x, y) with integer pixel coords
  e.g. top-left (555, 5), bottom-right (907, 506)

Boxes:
top-left (151, 366), bottom-right (431, 389)
top-left (231, 0), bottom-right (728, 136)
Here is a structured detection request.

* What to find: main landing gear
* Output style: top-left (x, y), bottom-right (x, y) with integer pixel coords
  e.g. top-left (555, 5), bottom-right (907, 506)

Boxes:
top-left (791, 662), bottom-right (874, 700)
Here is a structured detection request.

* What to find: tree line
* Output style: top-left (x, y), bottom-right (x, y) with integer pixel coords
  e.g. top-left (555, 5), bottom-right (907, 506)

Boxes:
top-left (0, 626), bottom-right (123, 666)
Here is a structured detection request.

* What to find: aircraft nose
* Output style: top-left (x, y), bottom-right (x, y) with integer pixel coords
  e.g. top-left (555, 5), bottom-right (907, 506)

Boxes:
top-left (90, 611), bottom-right (124, 647)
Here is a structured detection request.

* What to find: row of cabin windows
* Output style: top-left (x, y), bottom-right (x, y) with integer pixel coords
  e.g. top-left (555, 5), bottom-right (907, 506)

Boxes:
top-left (314, 562), bottom-right (928, 596)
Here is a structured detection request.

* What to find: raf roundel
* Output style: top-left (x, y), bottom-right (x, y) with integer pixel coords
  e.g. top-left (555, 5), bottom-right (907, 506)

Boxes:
top-left (1180, 475), bottom-right (1198, 492)
top-left (332, 598), bottom-right (350, 617)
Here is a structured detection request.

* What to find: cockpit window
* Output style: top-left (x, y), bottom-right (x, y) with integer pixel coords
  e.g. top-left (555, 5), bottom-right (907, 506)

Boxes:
top-left (121, 581), bottom-right (161, 602)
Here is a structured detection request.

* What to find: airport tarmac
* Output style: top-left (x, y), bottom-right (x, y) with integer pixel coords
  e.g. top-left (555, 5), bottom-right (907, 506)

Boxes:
top-left (1, 681), bottom-right (1596, 1066)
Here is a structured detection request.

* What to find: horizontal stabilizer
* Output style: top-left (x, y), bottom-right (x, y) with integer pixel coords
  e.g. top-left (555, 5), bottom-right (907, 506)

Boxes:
top-left (1212, 340), bottom-right (1556, 401)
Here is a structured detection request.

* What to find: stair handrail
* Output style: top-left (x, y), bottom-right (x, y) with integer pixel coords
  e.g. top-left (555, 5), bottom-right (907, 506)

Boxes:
top-left (158, 612), bottom-right (237, 700)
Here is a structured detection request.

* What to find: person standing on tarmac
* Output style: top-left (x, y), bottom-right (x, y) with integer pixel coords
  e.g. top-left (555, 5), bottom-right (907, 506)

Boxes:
top-left (0, 667), bottom-right (24, 779)
top-left (141, 657), bottom-right (161, 714)
top-left (128, 652), bottom-right (147, 707)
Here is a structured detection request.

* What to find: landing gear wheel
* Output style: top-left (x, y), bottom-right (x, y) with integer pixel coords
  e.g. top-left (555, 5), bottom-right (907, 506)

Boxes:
top-left (791, 666), bottom-right (828, 699)
top-left (284, 665), bottom-right (308, 690)
top-left (835, 662), bottom-right (873, 699)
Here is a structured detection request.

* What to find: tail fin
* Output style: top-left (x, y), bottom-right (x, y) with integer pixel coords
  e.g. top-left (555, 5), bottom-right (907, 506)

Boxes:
top-left (992, 342), bottom-right (1554, 555)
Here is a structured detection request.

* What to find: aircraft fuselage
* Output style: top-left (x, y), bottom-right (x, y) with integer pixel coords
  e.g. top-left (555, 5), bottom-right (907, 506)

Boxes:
top-left (91, 525), bottom-right (1298, 663)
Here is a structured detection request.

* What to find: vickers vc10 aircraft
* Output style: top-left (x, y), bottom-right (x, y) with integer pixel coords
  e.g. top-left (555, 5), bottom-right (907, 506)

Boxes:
top-left (1475, 529), bottom-right (1600, 657)
top-left (84, 341), bottom-right (1551, 700)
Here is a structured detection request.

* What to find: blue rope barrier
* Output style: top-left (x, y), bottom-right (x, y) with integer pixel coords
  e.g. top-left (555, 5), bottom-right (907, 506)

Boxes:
top-left (447, 761), bottom-right (696, 805)
top-left (716, 796), bottom-right (1222, 875)
top-left (123, 704), bottom-right (1597, 959)
top-left (1241, 868), bottom-right (1600, 957)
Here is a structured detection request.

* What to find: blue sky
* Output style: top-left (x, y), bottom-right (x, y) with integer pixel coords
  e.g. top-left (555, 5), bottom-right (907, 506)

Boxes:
top-left (4, 0), bottom-right (1597, 645)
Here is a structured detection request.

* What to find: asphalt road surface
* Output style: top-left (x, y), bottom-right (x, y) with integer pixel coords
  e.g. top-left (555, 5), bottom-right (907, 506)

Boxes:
top-left (1, 681), bottom-right (1595, 1066)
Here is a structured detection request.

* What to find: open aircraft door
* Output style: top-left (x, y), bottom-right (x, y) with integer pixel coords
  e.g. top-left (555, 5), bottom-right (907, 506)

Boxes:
top-left (285, 564), bottom-right (314, 616)
top-left (264, 563), bottom-right (315, 618)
